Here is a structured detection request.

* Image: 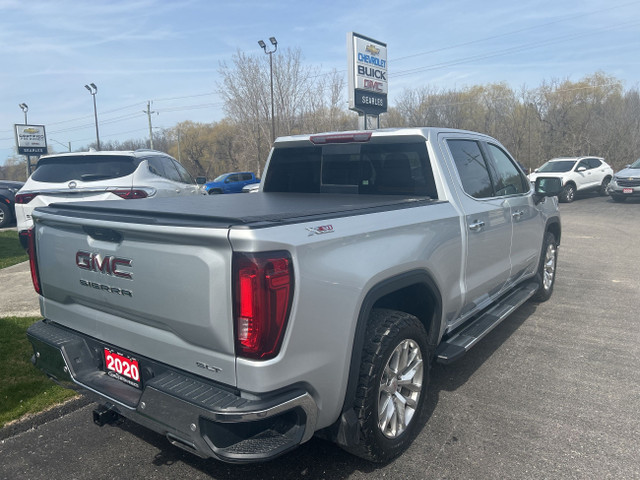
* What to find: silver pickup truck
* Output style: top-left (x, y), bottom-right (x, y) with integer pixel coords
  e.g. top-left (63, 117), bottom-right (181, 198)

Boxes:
top-left (24, 127), bottom-right (561, 463)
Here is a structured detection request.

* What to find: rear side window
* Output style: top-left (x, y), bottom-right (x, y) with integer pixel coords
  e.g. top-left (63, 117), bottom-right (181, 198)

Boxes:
top-left (159, 157), bottom-right (182, 182)
top-left (586, 158), bottom-right (602, 169)
top-left (448, 140), bottom-right (493, 198)
top-left (172, 160), bottom-right (195, 184)
top-left (263, 138), bottom-right (437, 198)
top-left (32, 155), bottom-right (138, 183)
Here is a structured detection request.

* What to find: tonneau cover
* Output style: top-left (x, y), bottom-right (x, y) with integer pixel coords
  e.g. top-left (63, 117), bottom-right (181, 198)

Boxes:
top-left (38, 192), bottom-right (433, 229)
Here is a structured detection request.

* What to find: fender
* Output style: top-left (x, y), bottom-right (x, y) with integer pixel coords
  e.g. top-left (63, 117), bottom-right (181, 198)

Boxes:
top-left (328, 269), bottom-right (443, 447)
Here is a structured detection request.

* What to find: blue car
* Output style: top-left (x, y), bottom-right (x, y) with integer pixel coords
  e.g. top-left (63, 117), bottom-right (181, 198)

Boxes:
top-left (204, 172), bottom-right (260, 194)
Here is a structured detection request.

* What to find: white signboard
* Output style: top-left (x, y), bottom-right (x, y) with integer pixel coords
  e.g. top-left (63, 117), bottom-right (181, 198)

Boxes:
top-left (347, 32), bottom-right (388, 115)
top-left (15, 124), bottom-right (47, 155)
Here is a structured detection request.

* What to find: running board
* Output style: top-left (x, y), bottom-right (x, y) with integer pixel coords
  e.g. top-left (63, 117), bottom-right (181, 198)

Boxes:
top-left (435, 281), bottom-right (539, 364)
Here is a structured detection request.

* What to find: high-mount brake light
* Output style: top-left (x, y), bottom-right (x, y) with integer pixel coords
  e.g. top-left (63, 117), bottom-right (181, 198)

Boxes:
top-left (310, 132), bottom-right (372, 144)
top-left (19, 229), bottom-right (42, 295)
top-left (15, 192), bottom-right (39, 204)
top-left (233, 252), bottom-right (294, 360)
top-left (111, 189), bottom-right (149, 199)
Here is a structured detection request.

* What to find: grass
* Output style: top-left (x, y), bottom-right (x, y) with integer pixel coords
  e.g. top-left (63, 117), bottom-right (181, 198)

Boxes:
top-left (0, 230), bottom-right (28, 269)
top-left (0, 317), bottom-right (77, 428)
top-left (0, 235), bottom-right (76, 428)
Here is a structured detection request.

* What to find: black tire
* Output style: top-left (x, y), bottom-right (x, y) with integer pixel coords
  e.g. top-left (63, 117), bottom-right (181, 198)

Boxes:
top-left (611, 195), bottom-right (627, 203)
top-left (532, 232), bottom-right (558, 302)
top-left (208, 189), bottom-right (222, 195)
top-left (0, 202), bottom-right (11, 228)
top-left (560, 183), bottom-right (575, 203)
top-left (343, 309), bottom-right (431, 463)
top-left (599, 177), bottom-right (611, 196)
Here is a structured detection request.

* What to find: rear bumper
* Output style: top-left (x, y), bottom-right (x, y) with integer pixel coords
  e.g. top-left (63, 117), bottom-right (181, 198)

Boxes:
top-left (27, 319), bottom-right (318, 463)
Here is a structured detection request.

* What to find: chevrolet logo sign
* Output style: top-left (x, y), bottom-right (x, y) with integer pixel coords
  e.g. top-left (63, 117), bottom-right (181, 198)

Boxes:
top-left (365, 44), bottom-right (380, 56)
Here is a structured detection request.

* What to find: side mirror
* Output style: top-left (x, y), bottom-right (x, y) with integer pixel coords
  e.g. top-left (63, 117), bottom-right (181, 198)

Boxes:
top-left (195, 176), bottom-right (206, 185)
top-left (577, 166), bottom-right (587, 172)
top-left (534, 168), bottom-right (539, 173)
top-left (533, 177), bottom-right (562, 204)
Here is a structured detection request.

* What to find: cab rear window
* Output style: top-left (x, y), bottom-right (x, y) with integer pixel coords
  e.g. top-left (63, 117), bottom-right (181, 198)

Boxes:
top-left (31, 155), bottom-right (139, 183)
top-left (263, 138), bottom-right (437, 198)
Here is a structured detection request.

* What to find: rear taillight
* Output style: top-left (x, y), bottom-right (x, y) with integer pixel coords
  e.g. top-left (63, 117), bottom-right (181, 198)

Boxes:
top-left (19, 229), bottom-right (42, 295)
top-left (233, 252), bottom-right (294, 360)
top-left (111, 189), bottom-right (149, 199)
top-left (15, 192), bottom-right (39, 204)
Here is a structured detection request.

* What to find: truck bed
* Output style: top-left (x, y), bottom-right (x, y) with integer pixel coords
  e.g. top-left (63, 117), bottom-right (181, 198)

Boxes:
top-left (39, 192), bottom-right (435, 229)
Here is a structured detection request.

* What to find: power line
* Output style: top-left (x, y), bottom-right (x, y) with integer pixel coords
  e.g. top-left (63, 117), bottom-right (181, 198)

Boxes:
top-left (392, 0), bottom-right (640, 64)
top-left (390, 19), bottom-right (640, 79)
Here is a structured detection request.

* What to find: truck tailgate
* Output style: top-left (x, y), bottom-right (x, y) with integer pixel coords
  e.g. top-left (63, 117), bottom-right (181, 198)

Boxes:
top-left (33, 207), bottom-right (237, 387)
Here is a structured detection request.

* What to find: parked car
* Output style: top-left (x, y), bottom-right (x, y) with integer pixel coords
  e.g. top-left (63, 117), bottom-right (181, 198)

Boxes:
top-left (607, 158), bottom-right (640, 202)
top-left (204, 172), bottom-right (260, 194)
top-left (0, 180), bottom-right (25, 228)
top-left (242, 182), bottom-right (260, 193)
top-left (528, 157), bottom-right (613, 203)
top-left (15, 149), bottom-right (203, 239)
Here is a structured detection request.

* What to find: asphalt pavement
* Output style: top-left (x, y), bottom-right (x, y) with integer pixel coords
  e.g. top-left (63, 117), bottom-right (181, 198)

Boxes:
top-left (1, 195), bottom-right (639, 479)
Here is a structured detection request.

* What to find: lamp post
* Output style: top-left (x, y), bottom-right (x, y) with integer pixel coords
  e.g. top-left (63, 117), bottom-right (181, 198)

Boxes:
top-left (258, 36), bottom-right (277, 144)
top-left (18, 103), bottom-right (32, 176)
top-left (84, 83), bottom-right (100, 150)
top-left (19, 103), bottom-right (28, 124)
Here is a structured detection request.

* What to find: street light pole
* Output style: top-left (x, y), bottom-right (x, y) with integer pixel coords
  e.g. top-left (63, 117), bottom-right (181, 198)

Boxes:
top-left (19, 103), bottom-right (28, 124)
top-left (84, 83), bottom-right (100, 150)
top-left (258, 37), bottom-right (278, 144)
top-left (18, 103), bottom-right (31, 177)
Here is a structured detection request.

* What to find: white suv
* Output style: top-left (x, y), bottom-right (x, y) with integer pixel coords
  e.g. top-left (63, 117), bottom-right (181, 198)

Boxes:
top-left (15, 150), bottom-right (204, 238)
top-left (528, 156), bottom-right (613, 203)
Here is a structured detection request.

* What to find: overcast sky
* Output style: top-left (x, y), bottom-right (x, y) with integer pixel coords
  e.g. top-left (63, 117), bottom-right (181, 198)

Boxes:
top-left (1, 0), bottom-right (639, 166)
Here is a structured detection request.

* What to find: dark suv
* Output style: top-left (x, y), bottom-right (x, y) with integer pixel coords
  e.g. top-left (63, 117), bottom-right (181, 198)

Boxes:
top-left (0, 180), bottom-right (25, 228)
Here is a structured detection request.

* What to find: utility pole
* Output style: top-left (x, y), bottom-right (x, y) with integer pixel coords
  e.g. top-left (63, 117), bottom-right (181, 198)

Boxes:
top-left (143, 101), bottom-right (156, 149)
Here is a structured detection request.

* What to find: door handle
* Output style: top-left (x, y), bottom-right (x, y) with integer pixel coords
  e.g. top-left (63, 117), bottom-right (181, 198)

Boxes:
top-left (468, 220), bottom-right (485, 231)
top-left (512, 210), bottom-right (524, 219)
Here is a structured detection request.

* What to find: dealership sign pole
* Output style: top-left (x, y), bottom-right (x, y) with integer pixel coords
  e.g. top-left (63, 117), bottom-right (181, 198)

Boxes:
top-left (15, 124), bottom-right (47, 175)
top-left (347, 32), bottom-right (388, 130)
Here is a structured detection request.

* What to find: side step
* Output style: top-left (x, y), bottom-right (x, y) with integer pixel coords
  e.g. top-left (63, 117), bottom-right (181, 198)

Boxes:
top-left (435, 281), bottom-right (538, 364)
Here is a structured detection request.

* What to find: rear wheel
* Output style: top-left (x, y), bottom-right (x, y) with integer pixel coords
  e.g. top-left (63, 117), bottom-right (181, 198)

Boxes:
top-left (532, 232), bottom-right (558, 302)
top-left (0, 203), bottom-right (11, 228)
top-left (560, 184), bottom-right (575, 203)
top-left (343, 309), bottom-right (431, 462)
top-left (599, 177), bottom-right (611, 196)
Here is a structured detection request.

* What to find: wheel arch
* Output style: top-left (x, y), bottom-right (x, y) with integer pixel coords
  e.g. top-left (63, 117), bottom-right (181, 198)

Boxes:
top-left (546, 216), bottom-right (561, 245)
top-left (324, 269), bottom-right (442, 447)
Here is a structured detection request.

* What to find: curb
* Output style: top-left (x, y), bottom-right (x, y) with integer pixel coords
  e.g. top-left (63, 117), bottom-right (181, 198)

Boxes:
top-left (0, 395), bottom-right (94, 441)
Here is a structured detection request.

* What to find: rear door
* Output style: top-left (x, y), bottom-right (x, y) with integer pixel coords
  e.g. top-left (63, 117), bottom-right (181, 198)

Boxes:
top-left (444, 137), bottom-right (513, 315)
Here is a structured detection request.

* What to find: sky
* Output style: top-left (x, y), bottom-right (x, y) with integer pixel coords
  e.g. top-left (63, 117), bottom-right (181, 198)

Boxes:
top-left (1, 0), bottom-right (640, 167)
